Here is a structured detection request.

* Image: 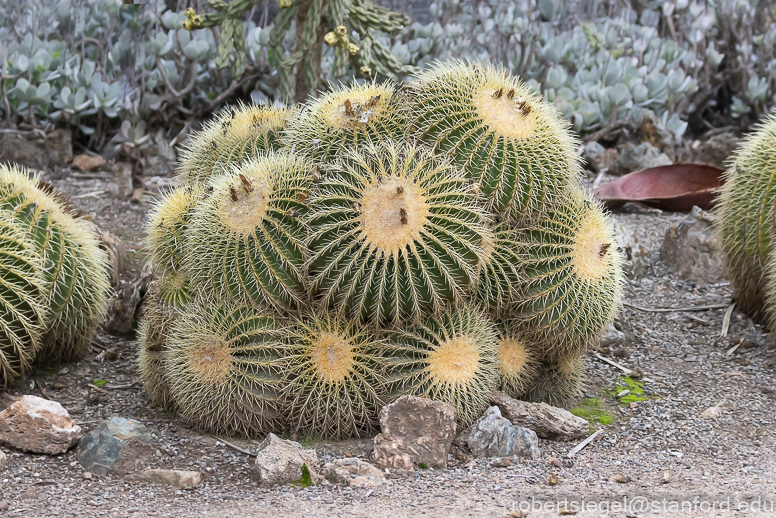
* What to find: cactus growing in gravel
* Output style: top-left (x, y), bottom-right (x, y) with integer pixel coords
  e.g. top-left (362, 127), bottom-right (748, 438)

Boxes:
top-left (384, 305), bottom-right (498, 427)
top-left (177, 103), bottom-right (293, 187)
top-left (185, 152), bottom-right (312, 312)
top-left (512, 187), bottom-right (624, 358)
top-left (495, 321), bottom-right (539, 399)
top-left (0, 164), bottom-right (110, 363)
top-left (137, 290), bottom-right (178, 410)
top-left (285, 310), bottom-right (385, 439)
top-left (522, 354), bottom-right (585, 406)
top-left (282, 81), bottom-right (407, 163)
top-left (473, 222), bottom-right (523, 314)
top-left (0, 219), bottom-right (46, 389)
top-left (409, 60), bottom-right (582, 221)
top-left (716, 113), bottom-right (776, 320)
top-left (166, 299), bottom-right (289, 436)
top-left (306, 141), bottom-right (493, 325)
top-left (146, 185), bottom-right (202, 278)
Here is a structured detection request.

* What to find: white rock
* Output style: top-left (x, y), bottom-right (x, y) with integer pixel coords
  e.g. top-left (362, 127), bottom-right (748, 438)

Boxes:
top-left (254, 433), bottom-right (320, 486)
top-left (0, 395), bottom-right (81, 454)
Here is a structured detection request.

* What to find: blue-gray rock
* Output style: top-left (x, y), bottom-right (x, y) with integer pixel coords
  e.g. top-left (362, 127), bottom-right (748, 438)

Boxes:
top-left (77, 417), bottom-right (154, 476)
top-left (464, 406), bottom-right (542, 460)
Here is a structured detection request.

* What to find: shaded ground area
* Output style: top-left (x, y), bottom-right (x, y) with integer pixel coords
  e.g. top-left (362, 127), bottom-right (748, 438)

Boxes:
top-left (0, 169), bottom-right (775, 517)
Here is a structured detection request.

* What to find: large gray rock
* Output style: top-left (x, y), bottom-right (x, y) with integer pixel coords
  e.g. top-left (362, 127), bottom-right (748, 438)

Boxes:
top-left (254, 433), bottom-right (320, 486)
top-left (77, 417), bottom-right (154, 476)
top-left (321, 458), bottom-right (390, 488)
top-left (0, 129), bottom-right (72, 169)
top-left (660, 206), bottom-right (724, 284)
top-left (491, 391), bottom-right (588, 441)
top-left (0, 395), bottom-right (82, 454)
top-left (463, 406), bottom-right (541, 460)
top-left (371, 395), bottom-right (456, 472)
top-left (608, 141), bottom-right (672, 176)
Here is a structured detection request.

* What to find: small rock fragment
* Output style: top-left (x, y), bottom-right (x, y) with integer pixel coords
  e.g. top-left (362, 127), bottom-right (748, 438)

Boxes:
top-left (464, 406), bottom-right (541, 460)
top-left (491, 392), bottom-right (588, 441)
top-left (371, 395), bottom-right (456, 471)
top-left (549, 457), bottom-right (562, 469)
top-left (321, 458), bottom-right (390, 488)
top-left (0, 499), bottom-right (8, 511)
top-left (613, 473), bottom-right (628, 483)
top-left (0, 449), bottom-right (7, 473)
top-left (491, 457), bottom-right (512, 468)
top-left (77, 417), bottom-right (154, 475)
top-left (72, 154), bottom-right (107, 171)
top-left (662, 471), bottom-right (671, 484)
top-left (125, 469), bottom-right (202, 489)
top-left (254, 433), bottom-right (320, 487)
top-left (0, 395), bottom-right (82, 454)
top-left (82, 472), bottom-right (92, 480)
top-left (700, 401), bottom-right (732, 419)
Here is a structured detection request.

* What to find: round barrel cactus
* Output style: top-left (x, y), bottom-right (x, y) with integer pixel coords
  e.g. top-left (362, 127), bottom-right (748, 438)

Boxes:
top-left (495, 320), bottom-right (539, 399)
top-left (384, 304), bottom-right (498, 427)
top-left (473, 222), bottom-right (522, 314)
top-left (165, 299), bottom-right (289, 437)
top-left (185, 152), bottom-right (312, 313)
top-left (0, 164), bottom-right (110, 363)
top-left (512, 187), bottom-right (624, 358)
top-left (146, 185), bottom-right (202, 278)
top-left (285, 310), bottom-right (385, 439)
top-left (177, 102), bottom-right (293, 186)
top-left (716, 113), bottom-right (776, 320)
top-left (137, 287), bottom-right (178, 410)
top-left (306, 141), bottom-right (493, 325)
top-left (410, 60), bottom-right (582, 221)
top-left (522, 354), bottom-right (586, 406)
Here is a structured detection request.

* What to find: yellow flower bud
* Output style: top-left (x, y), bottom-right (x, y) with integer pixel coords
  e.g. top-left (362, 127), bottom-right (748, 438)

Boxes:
top-left (360, 66), bottom-right (372, 78)
top-left (348, 43), bottom-right (359, 56)
top-left (323, 31), bottom-right (339, 47)
top-left (336, 25), bottom-right (347, 36)
top-left (279, 0), bottom-right (293, 8)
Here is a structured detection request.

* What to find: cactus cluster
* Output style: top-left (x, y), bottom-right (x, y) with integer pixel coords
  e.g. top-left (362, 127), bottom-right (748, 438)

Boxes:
top-left (0, 164), bottom-right (110, 389)
top-left (140, 60), bottom-right (624, 438)
top-left (717, 113), bottom-right (776, 326)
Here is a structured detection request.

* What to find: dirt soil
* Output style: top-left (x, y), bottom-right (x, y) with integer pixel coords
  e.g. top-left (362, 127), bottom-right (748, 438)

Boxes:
top-left (1, 167), bottom-right (775, 518)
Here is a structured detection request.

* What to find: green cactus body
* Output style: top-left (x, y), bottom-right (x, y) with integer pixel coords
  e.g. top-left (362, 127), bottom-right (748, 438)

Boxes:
top-left (137, 290), bottom-right (178, 410)
top-left (146, 185), bottom-right (203, 278)
top-left (473, 222), bottom-right (522, 314)
top-left (522, 354), bottom-right (586, 406)
top-left (716, 114), bottom-right (776, 319)
top-left (384, 305), bottom-right (498, 427)
top-left (306, 141), bottom-right (493, 325)
top-left (0, 218), bottom-right (46, 389)
top-left (495, 320), bottom-right (539, 399)
top-left (281, 81), bottom-right (407, 163)
top-left (177, 103), bottom-right (293, 187)
top-left (410, 60), bottom-right (581, 221)
top-left (513, 187), bottom-right (624, 358)
top-left (165, 299), bottom-right (289, 437)
top-left (285, 310), bottom-right (385, 439)
top-left (186, 153), bottom-right (311, 313)
top-left (0, 165), bottom-right (110, 363)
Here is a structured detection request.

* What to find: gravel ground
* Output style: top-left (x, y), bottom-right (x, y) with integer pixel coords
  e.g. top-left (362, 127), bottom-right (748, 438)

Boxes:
top-left (1, 168), bottom-right (775, 518)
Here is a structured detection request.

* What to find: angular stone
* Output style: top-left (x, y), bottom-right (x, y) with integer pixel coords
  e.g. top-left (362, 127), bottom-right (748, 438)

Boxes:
top-left (321, 458), bottom-right (390, 488)
top-left (0, 449), bottom-right (7, 473)
top-left (463, 406), bottom-right (541, 459)
top-left (608, 141), bottom-right (672, 176)
top-left (125, 469), bottom-right (202, 489)
top-left (661, 206), bottom-right (723, 284)
top-left (0, 129), bottom-right (73, 169)
top-left (72, 154), bottom-right (107, 171)
top-left (491, 391), bottom-right (588, 441)
top-left (77, 417), bottom-right (153, 476)
top-left (254, 433), bottom-right (320, 486)
top-left (371, 395), bottom-right (456, 472)
top-left (0, 395), bottom-right (82, 454)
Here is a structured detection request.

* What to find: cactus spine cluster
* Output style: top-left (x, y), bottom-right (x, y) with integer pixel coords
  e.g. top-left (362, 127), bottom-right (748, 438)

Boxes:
top-left (0, 164), bottom-right (110, 368)
top-left (140, 59), bottom-right (625, 439)
top-left (716, 114), bottom-right (776, 321)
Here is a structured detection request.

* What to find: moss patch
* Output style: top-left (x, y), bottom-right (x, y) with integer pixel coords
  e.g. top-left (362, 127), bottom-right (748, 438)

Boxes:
top-left (570, 398), bottom-right (617, 426)
top-left (603, 376), bottom-right (650, 404)
top-left (292, 464), bottom-right (312, 488)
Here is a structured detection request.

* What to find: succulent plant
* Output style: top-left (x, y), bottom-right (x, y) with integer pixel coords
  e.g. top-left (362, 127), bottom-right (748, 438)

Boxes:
top-left (281, 81), bottom-right (407, 163)
top-left (185, 152), bottom-right (312, 313)
top-left (409, 60), bottom-right (582, 221)
top-left (512, 186), bottom-right (624, 358)
top-left (284, 310), bottom-right (385, 439)
top-left (495, 320), bottom-right (539, 399)
top-left (716, 113), bottom-right (776, 320)
top-left (145, 185), bottom-right (203, 278)
top-left (522, 354), bottom-right (585, 406)
top-left (165, 298), bottom-right (289, 437)
top-left (137, 287), bottom-right (178, 410)
top-left (0, 218), bottom-right (46, 389)
top-left (0, 164), bottom-right (110, 363)
top-left (384, 304), bottom-right (498, 427)
top-left (177, 103), bottom-right (293, 187)
top-left (306, 141), bottom-right (493, 326)
top-left (473, 222), bottom-right (523, 314)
